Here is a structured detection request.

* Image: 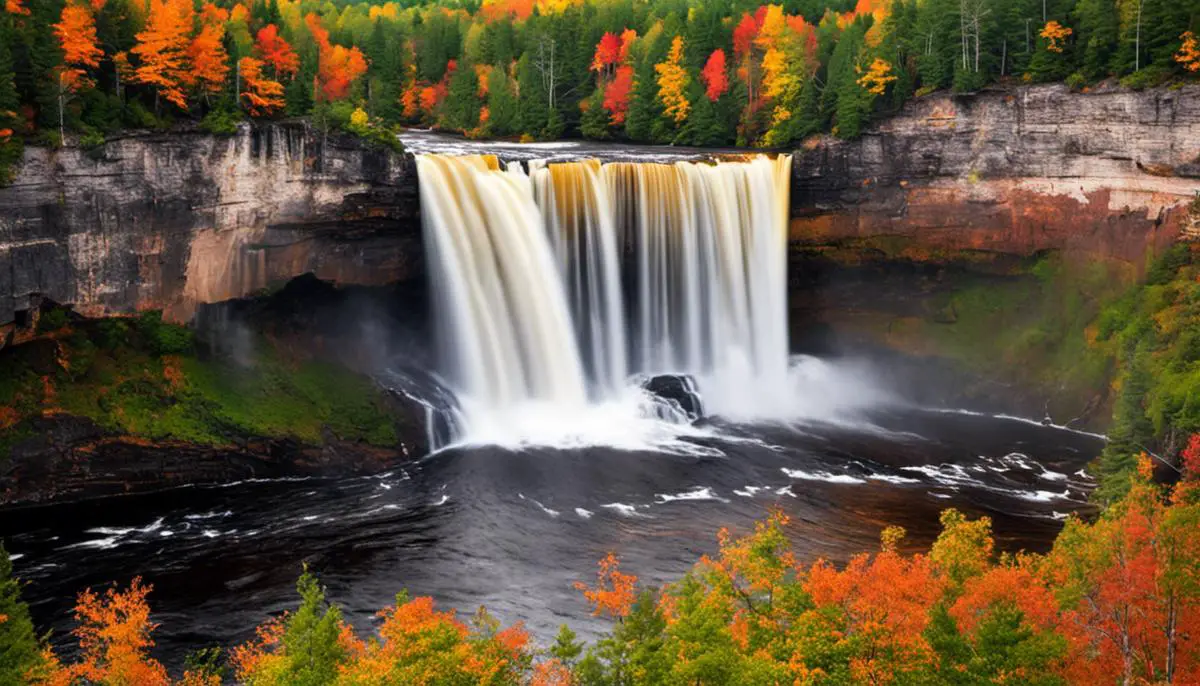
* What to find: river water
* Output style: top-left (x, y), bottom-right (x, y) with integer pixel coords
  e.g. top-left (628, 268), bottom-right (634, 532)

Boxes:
top-left (0, 366), bottom-right (1102, 659)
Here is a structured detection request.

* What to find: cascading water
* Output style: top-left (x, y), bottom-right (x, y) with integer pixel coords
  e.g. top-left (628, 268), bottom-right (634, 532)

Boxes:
top-left (416, 152), bottom-right (794, 449)
top-left (415, 154), bottom-right (590, 442)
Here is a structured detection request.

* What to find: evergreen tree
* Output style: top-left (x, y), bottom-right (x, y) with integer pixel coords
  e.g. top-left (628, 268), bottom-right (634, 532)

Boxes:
top-left (1075, 0), bottom-right (1120, 79)
top-left (442, 62), bottom-right (480, 132)
top-left (484, 64), bottom-right (518, 137)
top-left (278, 568), bottom-right (348, 686)
top-left (1096, 351), bottom-right (1156, 503)
top-left (0, 544), bottom-right (43, 682)
top-left (678, 81), bottom-right (724, 146)
top-left (579, 87), bottom-right (610, 139)
top-left (516, 51), bottom-right (549, 137)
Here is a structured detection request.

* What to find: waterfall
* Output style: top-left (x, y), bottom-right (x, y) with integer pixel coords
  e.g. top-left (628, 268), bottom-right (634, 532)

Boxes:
top-left (530, 160), bottom-right (628, 397)
top-left (416, 154), bottom-right (590, 441)
top-left (416, 152), bottom-right (793, 448)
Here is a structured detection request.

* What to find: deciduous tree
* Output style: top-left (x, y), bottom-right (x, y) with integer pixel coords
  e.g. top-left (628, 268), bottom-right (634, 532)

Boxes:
top-left (131, 0), bottom-right (194, 111)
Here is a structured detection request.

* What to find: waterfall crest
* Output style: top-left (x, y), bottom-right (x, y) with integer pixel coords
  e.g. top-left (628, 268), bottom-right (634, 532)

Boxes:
top-left (416, 152), bottom-right (793, 448)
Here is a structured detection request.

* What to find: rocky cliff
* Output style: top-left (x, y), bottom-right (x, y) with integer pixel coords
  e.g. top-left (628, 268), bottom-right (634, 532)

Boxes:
top-left (791, 83), bottom-right (1200, 270)
top-left (0, 122), bottom-right (420, 333)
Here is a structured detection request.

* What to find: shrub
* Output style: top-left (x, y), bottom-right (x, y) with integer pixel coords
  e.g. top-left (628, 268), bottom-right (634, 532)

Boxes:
top-left (33, 130), bottom-right (62, 149)
top-left (137, 310), bottom-right (194, 355)
top-left (0, 137), bottom-right (22, 186)
top-left (92, 318), bottom-right (130, 350)
top-left (37, 307), bottom-right (69, 333)
top-left (123, 100), bottom-right (161, 130)
top-left (1065, 71), bottom-right (1088, 91)
top-left (200, 107), bottom-right (241, 135)
top-left (1120, 66), bottom-right (1171, 90)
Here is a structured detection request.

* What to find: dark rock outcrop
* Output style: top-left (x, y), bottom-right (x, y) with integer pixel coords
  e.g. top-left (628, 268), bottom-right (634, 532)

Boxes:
top-left (640, 374), bottom-right (705, 422)
top-left (0, 122), bottom-right (421, 329)
top-left (1, 392), bottom-right (429, 506)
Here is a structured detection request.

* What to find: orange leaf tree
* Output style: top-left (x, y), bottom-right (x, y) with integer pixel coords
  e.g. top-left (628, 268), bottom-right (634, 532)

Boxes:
top-left (131, 0), bottom-right (194, 110)
top-left (33, 578), bottom-right (171, 685)
top-left (188, 6), bottom-right (229, 102)
top-left (601, 65), bottom-right (633, 125)
top-left (239, 56), bottom-right (284, 116)
top-left (304, 13), bottom-right (368, 102)
top-left (255, 24), bottom-right (298, 78)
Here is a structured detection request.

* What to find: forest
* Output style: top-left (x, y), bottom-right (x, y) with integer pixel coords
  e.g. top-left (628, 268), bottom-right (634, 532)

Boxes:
top-left (3, 0), bottom-right (1200, 182)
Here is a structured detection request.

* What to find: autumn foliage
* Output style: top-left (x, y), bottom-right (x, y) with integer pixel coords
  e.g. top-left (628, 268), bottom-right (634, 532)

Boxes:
top-left (255, 24), bottom-right (299, 78)
top-left (700, 49), bottom-right (728, 102)
top-left (131, 0), bottom-right (194, 110)
top-left (239, 57), bottom-right (284, 116)
top-left (305, 14), bottom-right (368, 102)
top-left (654, 35), bottom-right (689, 124)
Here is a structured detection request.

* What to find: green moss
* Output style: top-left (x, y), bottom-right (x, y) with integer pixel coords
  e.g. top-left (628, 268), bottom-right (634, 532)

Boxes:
top-left (0, 318), bottom-right (397, 459)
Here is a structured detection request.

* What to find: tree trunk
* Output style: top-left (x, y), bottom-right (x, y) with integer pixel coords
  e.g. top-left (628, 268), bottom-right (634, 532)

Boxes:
top-left (1167, 595), bottom-right (1177, 683)
top-left (1135, 0), bottom-right (1143, 72)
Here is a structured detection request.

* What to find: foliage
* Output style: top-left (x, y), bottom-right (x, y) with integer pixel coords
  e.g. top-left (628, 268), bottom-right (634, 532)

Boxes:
top-left (0, 313), bottom-right (398, 453)
top-left (4, 0), bottom-right (1197, 146)
top-left (199, 105), bottom-right (241, 134)
top-left (36, 307), bottom-right (69, 333)
top-left (0, 544), bottom-right (43, 683)
top-left (1094, 244), bottom-right (1200, 502)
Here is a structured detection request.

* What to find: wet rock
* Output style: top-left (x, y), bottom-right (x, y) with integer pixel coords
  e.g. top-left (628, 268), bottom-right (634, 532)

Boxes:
top-left (640, 374), bottom-right (705, 422)
top-left (0, 405), bottom-right (429, 507)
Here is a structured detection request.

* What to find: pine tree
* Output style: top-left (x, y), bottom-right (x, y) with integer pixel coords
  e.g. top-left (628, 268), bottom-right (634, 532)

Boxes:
top-left (280, 568), bottom-right (348, 685)
top-left (0, 544), bottom-right (43, 682)
top-left (579, 87), bottom-right (609, 139)
top-left (441, 62), bottom-right (480, 132)
top-left (484, 63), bottom-right (517, 136)
top-left (516, 51), bottom-right (548, 137)
top-left (1075, 0), bottom-right (1120, 79)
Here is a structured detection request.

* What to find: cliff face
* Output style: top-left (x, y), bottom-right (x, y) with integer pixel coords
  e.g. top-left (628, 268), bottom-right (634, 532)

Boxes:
top-left (791, 84), bottom-right (1200, 270)
top-left (0, 122), bottom-right (420, 330)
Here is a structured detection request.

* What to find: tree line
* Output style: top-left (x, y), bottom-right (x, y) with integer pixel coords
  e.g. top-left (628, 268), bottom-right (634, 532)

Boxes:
top-left (0, 449), bottom-right (1198, 684)
top-left (2, 0), bottom-right (1199, 176)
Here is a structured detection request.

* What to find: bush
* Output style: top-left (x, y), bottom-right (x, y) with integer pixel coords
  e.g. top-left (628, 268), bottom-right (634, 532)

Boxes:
top-left (200, 107), bottom-right (242, 135)
top-left (137, 310), bottom-right (194, 355)
top-left (1065, 71), bottom-right (1089, 91)
top-left (92, 318), bottom-right (130, 350)
top-left (123, 100), bottom-right (161, 130)
top-left (0, 137), bottom-right (22, 186)
top-left (79, 127), bottom-right (105, 152)
top-left (1120, 66), bottom-right (1172, 90)
top-left (37, 307), bottom-right (69, 333)
top-left (33, 130), bottom-right (62, 149)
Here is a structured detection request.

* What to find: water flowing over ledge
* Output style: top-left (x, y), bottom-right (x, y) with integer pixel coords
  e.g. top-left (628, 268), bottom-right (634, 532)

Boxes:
top-left (416, 152), bottom-right (794, 449)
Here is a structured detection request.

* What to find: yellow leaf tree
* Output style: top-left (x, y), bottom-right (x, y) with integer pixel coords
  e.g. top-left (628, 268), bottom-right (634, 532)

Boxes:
top-left (655, 35), bottom-right (689, 124)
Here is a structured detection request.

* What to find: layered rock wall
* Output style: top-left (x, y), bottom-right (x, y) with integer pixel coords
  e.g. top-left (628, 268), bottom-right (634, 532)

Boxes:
top-left (0, 122), bottom-right (420, 329)
top-left (791, 84), bottom-right (1200, 269)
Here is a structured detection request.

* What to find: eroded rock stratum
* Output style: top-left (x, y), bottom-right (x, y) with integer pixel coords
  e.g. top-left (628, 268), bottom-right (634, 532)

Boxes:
top-left (0, 122), bottom-right (420, 330)
top-left (791, 84), bottom-right (1200, 269)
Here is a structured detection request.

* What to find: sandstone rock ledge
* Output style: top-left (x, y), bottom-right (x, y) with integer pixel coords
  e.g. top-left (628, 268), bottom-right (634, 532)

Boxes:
top-left (791, 83), bottom-right (1200, 270)
top-left (0, 122), bottom-right (421, 330)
